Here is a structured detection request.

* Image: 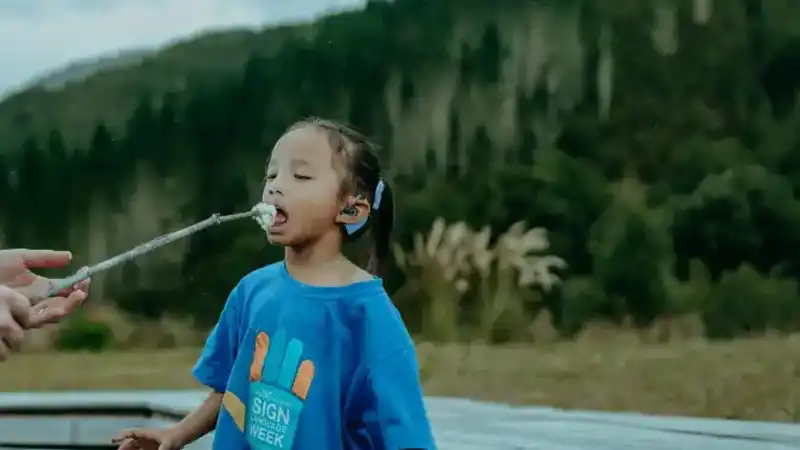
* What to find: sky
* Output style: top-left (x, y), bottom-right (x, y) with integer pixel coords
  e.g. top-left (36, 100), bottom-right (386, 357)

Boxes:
top-left (0, 0), bottom-right (364, 95)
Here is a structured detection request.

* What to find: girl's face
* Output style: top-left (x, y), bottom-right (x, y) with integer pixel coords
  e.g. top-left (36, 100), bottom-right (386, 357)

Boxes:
top-left (262, 126), bottom-right (344, 246)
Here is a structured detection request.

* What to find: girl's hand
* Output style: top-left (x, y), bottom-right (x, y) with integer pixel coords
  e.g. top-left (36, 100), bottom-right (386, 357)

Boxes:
top-left (111, 427), bottom-right (182, 450)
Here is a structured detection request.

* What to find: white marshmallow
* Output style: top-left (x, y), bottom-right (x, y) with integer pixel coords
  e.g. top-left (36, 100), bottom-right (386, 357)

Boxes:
top-left (252, 202), bottom-right (276, 234)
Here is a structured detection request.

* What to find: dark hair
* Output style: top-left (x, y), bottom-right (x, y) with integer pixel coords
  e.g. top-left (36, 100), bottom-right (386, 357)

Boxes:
top-left (287, 117), bottom-right (395, 277)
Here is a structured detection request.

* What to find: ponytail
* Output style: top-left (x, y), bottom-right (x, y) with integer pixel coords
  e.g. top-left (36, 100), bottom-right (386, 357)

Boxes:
top-left (366, 180), bottom-right (394, 278)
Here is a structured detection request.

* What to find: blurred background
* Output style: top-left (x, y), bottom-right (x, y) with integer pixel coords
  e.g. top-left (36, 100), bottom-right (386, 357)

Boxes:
top-left (0, 0), bottom-right (798, 424)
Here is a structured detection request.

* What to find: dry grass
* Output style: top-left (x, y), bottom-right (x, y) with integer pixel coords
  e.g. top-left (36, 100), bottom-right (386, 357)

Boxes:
top-left (3, 331), bottom-right (798, 423)
top-left (416, 334), bottom-right (800, 422)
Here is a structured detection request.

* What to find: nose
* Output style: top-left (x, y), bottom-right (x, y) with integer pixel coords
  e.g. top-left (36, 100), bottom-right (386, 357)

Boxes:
top-left (262, 184), bottom-right (283, 203)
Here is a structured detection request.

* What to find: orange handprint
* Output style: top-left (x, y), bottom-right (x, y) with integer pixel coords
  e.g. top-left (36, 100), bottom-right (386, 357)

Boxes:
top-left (223, 329), bottom-right (315, 450)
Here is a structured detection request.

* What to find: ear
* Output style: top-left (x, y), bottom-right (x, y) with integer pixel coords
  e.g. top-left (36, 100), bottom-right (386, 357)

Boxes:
top-left (336, 194), bottom-right (371, 226)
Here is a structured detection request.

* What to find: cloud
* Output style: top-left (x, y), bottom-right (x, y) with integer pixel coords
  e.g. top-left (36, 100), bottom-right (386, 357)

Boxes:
top-left (0, 0), bottom-right (363, 94)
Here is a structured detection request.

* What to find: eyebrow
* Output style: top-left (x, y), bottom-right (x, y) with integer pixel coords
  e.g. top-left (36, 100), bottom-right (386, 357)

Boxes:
top-left (266, 158), bottom-right (311, 172)
top-left (290, 158), bottom-right (310, 167)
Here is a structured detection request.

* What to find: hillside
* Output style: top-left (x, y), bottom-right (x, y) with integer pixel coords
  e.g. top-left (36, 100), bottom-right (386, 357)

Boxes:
top-left (0, 22), bottom-right (314, 149)
top-left (21, 49), bottom-right (154, 93)
top-left (2, 0), bottom-right (800, 340)
top-left (2, 0), bottom-right (799, 154)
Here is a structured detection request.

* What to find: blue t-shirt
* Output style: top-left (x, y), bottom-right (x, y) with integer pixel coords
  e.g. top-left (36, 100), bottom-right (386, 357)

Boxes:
top-left (192, 262), bottom-right (437, 450)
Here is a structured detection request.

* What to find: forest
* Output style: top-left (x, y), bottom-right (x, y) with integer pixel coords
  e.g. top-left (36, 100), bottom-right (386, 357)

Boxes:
top-left (2, 0), bottom-right (800, 347)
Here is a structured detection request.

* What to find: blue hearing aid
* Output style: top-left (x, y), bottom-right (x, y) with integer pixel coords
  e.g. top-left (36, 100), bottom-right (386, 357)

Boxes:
top-left (344, 179), bottom-right (385, 236)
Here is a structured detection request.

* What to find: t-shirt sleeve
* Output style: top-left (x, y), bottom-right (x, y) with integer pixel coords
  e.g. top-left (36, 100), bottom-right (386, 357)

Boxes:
top-left (358, 345), bottom-right (437, 449)
top-left (192, 283), bottom-right (245, 392)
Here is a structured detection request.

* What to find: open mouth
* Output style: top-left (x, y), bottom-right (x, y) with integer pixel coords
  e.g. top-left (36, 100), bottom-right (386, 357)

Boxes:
top-left (271, 206), bottom-right (288, 227)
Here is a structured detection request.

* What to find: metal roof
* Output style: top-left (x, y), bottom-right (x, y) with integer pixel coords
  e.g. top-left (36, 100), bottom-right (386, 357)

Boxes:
top-left (0, 390), bottom-right (798, 449)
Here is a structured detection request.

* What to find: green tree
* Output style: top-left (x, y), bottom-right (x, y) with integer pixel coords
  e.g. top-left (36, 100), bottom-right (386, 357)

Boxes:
top-left (673, 164), bottom-right (800, 279)
top-left (588, 178), bottom-right (674, 326)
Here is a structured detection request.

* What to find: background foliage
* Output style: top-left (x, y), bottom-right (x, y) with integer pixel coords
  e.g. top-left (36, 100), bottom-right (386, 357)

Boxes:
top-left (2, 0), bottom-right (800, 346)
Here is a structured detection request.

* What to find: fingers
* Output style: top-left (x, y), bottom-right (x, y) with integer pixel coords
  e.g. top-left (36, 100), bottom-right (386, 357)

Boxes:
top-left (15, 249), bottom-right (73, 269)
top-left (0, 320), bottom-right (24, 352)
top-left (75, 278), bottom-right (91, 293)
top-left (0, 285), bottom-right (31, 326)
top-left (45, 267), bottom-right (91, 299)
top-left (22, 271), bottom-right (91, 311)
top-left (250, 332), bottom-right (269, 382)
top-left (117, 439), bottom-right (141, 450)
top-left (50, 277), bottom-right (91, 298)
top-left (110, 430), bottom-right (131, 444)
top-left (27, 290), bottom-right (87, 329)
top-left (112, 429), bottom-right (142, 450)
top-left (66, 289), bottom-right (87, 308)
top-left (0, 286), bottom-right (29, 360)
top-left (111, 428), bottom-right (151, 444)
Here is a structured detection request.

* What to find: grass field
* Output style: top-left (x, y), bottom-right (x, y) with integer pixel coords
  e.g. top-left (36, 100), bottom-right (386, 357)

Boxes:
top-left (3, 332), bottom-right (799, 423)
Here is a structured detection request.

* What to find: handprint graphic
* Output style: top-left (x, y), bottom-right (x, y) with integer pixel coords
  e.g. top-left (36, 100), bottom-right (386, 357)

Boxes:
top-left (222, 329), bottom-right (315, 450)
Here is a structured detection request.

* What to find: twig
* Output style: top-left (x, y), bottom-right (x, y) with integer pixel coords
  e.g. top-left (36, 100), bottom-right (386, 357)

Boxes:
top-left (35, 209), bottom-right (258, 302)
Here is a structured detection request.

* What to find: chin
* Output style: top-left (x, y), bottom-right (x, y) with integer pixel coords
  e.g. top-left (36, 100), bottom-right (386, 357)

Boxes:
top-left (267, 234), bottom-right (291, 246)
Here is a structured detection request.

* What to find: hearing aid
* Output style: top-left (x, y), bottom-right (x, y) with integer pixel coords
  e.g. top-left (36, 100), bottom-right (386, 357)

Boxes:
top-left (342, 194), bottom-right (367, 216)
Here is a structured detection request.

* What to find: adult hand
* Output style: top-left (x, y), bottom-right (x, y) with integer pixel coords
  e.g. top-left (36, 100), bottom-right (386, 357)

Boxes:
top-left (27, 277), bottom-right (90, 329)
top-left (0, 285), bottom-right (28, 361)
top-left (0, 249), bottom-right (90, 329)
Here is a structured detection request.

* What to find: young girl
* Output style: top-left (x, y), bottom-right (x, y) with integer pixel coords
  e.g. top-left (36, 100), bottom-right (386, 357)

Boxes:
top-left (112, 118), bottom-right (436, 450)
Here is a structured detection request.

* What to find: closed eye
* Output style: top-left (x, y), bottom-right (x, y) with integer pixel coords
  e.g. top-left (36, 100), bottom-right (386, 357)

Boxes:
top-left (294, 174), bottom-right (312, 180)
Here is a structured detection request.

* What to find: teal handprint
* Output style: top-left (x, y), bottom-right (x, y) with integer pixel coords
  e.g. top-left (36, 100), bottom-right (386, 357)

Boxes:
top-left (242, 329), bottom-right (315, 450)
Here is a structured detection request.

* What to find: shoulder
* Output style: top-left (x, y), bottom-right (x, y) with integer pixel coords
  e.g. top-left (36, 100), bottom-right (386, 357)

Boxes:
top-left (344, 284), bottom-right (414, 366)
top-left (351, 266), bottom-right (374, 283)
top-left (223, 262), bottom-right (284, 309)
top-left (235, 261), bottom-right (284, 293)
top-left (356, 287), bottom-right (403, 327)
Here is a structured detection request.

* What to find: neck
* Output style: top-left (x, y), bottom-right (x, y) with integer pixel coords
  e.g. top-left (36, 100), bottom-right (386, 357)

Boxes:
top-left (284, 230), bottom-right (353, 286)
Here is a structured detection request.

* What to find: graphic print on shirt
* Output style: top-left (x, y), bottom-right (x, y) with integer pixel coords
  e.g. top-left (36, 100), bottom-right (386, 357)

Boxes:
top-left (222, 329), bottom-right (315, 450)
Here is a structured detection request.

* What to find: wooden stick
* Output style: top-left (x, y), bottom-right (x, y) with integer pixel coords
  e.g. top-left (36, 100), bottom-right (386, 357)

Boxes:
top-left (34, 210), bottom-right (258, 303)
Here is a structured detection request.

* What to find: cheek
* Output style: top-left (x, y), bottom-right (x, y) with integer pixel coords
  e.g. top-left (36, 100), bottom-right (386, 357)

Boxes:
top-left (303, 184), bottom-right (341, 211)
top-left (303, 200), bottom-right (339, 222)
top-left (297, 199), bottom-right (341, 231)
